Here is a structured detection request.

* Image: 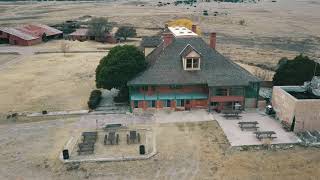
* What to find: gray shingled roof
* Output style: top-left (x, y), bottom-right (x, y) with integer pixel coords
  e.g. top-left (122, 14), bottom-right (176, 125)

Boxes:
top-left (141, 36), bottom-right (162, 47)
top-left (179, 44), bottom-right (201, 57)
top-left (128, 37), bottom-right (260, 86)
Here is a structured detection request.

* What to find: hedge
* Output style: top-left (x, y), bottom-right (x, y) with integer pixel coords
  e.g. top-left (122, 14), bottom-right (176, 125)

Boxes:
top-left (88, 90), bottom-right (102, 110)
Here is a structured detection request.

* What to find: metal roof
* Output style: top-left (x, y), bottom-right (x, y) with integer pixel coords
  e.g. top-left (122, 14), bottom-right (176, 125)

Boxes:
top-left (0, 27), bottom-right (38, 40)
top-left (168, 26), bottom-right (198, 37)
top-left (69, 28), bottom-right (89, 36)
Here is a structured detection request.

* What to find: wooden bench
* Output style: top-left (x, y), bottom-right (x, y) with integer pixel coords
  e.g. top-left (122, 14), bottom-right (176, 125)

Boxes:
top-left (238, 121), bottom-right (259, 131)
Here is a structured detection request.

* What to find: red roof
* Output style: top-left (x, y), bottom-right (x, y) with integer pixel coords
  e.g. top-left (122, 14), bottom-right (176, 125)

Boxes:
top-left (69, 28), bottom-right (89, 36)
top-left (16, 24), bottom-right (62, 37)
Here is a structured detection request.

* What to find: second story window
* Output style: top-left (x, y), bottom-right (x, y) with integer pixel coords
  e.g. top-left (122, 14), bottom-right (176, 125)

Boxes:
top-left (185, 58), bottom-right (200, 70)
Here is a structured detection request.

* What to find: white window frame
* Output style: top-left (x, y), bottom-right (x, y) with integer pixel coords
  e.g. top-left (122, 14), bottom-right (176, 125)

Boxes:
top-left (183, 57), bottom-right (200, 70)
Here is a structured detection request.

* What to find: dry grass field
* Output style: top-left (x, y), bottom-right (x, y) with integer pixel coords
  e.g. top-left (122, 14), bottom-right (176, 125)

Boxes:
top-left (0, 49), bottom-right (105, 113)
top-left (0, 0), bottom-right (320, 112)
top-left (0, 39), bottom-right (142, 114)
top-left (0, 119), bottom-right (319, 180)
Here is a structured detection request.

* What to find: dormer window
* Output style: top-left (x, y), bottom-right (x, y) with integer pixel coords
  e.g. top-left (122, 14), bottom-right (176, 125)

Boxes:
top-left (186, 58), bottom-right (199, 70)
top-left (180, 44), bottom-right (201, 71)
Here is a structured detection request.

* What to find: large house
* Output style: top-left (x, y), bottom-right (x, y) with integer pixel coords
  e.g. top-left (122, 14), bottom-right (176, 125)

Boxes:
top-left (128, 26), bottom-right (260, 112)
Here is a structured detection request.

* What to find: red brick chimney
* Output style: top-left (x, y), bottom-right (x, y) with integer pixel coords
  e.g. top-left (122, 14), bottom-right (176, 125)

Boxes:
top-left (163, 33), bottom-right (173, 48)
top-left (191, 24), bottom-right (197, 33)
top-left (210, 32), bottom-right (216, 49)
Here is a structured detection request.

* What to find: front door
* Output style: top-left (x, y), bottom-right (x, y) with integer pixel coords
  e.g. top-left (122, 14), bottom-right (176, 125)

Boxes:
top-left (185, 100), bottom-right (191, 110)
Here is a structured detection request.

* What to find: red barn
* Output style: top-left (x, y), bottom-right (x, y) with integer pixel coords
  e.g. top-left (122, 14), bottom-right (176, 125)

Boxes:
top-left (0, 24), bottom-right (62, 46)
top-left (0, 27), bottom-right (41, 46)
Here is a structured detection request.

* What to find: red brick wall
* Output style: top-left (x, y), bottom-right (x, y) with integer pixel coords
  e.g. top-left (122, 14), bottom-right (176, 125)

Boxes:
top-left (156, 100), bottom-right (163, 108)
top-left (191, 99), bottom-right (208, 108)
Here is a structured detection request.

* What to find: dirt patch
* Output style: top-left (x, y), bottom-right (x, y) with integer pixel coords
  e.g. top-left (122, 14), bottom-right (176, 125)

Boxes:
top-left (1, 119), bottom-right (319, 179)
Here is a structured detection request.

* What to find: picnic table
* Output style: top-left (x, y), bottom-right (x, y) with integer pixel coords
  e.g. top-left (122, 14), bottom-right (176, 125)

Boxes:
top-left (78, 131), bottom-right (97, 155)
top-left (254, 131), bottom-right (277, 141)
top-left (222, 109), bottom-right (242, 119)
top-left (238, 121), bottom-right (259, 131)
top-left (127, 131), bottom-right (140, 144)
top-left (78, 142), bottom-right (95, 155)
top-left (104, 132), bottom-right (119, 145)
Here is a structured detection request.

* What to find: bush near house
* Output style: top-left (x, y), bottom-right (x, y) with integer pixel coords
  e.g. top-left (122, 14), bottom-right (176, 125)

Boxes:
top-left (272, 54), bottom-right (320, 85)
top-left (115, 26), bottom-right (137, 41)
top-left (95, 45), bottom-right (147, 102)
top-left (87, 17), bottom-right (113, 41)
top-left (88, 89), bottom-right (102, 110)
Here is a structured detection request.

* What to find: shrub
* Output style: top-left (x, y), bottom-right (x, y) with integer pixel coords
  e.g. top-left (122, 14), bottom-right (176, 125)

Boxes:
top-left (87, 90), bottom-right (102, 109)
top-left (113, 87), bottom-right (129, 103)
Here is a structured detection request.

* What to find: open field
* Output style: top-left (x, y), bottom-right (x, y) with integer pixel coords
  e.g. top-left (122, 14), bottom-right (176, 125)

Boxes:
top-left (0, 54), bottom-right (18, 66)
top-left (0, 0), bottom-right (320, 112)
top-left (0, 44), bottom-right (106, 113)
top-left (0, 39), bottom-right (143, 114)
top-left (0, 0), bottom-right (319, 64)
top-left (0, 118), bottom-right (319, 180)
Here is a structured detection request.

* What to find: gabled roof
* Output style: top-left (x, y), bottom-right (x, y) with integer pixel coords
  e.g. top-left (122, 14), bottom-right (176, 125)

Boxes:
top-left (179, 44), bottom-right (201, 58)
top-left (17, 24), bottom-right (62, 37)
top-left (0, 27), bottom-right (38, 40)
top-left (128, 37), bottom-right (260, 87)
top-left (141, 36), bottom-right (162, 47)
top-left (69, 28), bottom-right (89, 36)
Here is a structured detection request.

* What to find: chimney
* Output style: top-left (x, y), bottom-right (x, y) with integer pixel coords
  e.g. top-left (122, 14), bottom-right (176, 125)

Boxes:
top-left (163, 33), bottom-right (173, 48)
top-left (191, 24), bottom-right (197, 33)
top-left (210, 32), bottom-right (216, 49)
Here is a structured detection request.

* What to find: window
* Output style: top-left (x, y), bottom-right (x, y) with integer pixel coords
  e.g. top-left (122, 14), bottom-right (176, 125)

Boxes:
top-left (142, 86), bottom-right (148, 91)
top-left (167, 100), bottom-right (171, 107)
top-left (163, 100), bottom-right (171, 107)
top-left (216, 88), bottom-right (228, 96)
top-left (134, 101), bottom-right (138, 108)
top-left (148, 100), bottom-right (156, 108)
top-left (177, 99), bottom-right (185, 107)
top-left (186, 58), bottom-right (193, 68)
top-left (193, 59), bottom-right (199, 68)
top-left (185, 58), bottom-right (200, 70)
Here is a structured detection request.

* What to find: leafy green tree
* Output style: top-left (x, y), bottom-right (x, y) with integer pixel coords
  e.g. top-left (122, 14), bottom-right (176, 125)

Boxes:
top-left (87, 17), bottom-right (112, 40)
top-left (115, 26), bottom-right (137, 41)
top-left (273, 54), bottom-right (320, 86)
top-left (96, 45), bottom-right (147, 101)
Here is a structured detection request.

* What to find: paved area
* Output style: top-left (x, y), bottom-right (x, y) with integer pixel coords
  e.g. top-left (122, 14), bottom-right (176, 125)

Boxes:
top-left (213, 111), bottom-right (300, 146)
top-left (78, 109), bottom-right (213, 129)
top-left (67, 128), bottom-right (155, 162)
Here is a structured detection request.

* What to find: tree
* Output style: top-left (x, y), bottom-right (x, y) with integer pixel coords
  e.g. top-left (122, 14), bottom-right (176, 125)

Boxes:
top-left (95, 45), bottom-right (147, 101)
top-left (272, 54), bottom-right (320, 86)
top-left (168, 18), bottom-right (201, 34)
top-left (87, 17), bottom-right (112, 41)
top-left (115, 26), bottom-right (137, 41)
